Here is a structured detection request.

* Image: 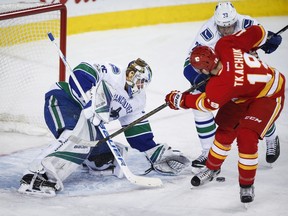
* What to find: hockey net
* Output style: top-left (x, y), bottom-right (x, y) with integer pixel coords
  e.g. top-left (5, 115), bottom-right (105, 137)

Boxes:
top-left (0, 2), bottom-right (67, 135)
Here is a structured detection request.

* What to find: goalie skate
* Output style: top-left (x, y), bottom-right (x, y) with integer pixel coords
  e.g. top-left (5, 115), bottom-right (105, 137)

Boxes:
top-left (18, 173), bottom-right (58, 197)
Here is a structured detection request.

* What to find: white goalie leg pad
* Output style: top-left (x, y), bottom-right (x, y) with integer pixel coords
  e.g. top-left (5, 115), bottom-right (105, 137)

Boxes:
top-left (41, 112), bottom-right (95, 190)
top-left (41, 140), bottom-right (90, 191)
top-left (18, 130), bottom-right (75, 196)
top-left (24, 129), bottom-right (73, 175)
top-left (145, 143), bottom-right (190, 175)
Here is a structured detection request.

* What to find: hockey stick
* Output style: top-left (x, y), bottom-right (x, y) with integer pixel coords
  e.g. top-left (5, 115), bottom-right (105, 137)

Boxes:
top-left (48, 32), bottom-right (163, 187)
top-left (48, 32), bottom-right (89, 103)
top-left (271, 24), bottom-right (288, 38)
top-left (94, 76), bottom-right (210, 145)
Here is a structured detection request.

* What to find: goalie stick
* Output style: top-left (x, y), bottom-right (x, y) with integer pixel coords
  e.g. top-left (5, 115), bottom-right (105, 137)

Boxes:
top-left (48, 32), bottom-right (88, 102)
top-left (48, 32), bottom-right (163, 187)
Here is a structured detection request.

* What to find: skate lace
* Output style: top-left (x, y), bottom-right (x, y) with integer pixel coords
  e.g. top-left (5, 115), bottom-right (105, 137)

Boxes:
top-left (240, 186), bottom-right (254, 197)
top-left (266, 138), bottom-right (277, 155)
top-left (195, 152), bottom-right (208, 162)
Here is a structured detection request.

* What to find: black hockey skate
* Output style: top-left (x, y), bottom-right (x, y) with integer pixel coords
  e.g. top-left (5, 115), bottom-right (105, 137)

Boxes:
top-left (266, 136), bottom-right (280, 163)
top-left (240, 185), bottom-right (255, 203)
top-left (18, 173), bottom-right (58, 197)
top-left (191, 151), bottom-right (208, 168)
top-left (192, 155), bottom-right (207, 168)
top-left (191, 167), bottom-right (220, 186)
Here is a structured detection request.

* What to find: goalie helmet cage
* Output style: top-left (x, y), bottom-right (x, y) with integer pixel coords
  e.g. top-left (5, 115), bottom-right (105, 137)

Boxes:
top-left (0, 2), bottom-right (67, 135)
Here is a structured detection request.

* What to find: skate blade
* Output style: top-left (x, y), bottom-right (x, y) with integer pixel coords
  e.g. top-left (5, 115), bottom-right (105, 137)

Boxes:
top-left (244, 203), bottom-right (251, 209)
top-left (18, 184), bottom-right (56, 198)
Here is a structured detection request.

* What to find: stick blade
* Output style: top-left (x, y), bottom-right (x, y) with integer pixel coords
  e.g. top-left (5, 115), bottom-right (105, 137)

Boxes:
top-left (124, 168), bottom-right (163, 187)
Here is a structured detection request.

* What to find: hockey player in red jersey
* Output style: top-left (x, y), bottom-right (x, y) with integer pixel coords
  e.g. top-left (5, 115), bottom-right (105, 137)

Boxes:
top-left (165, 25), bottom-right (285, 204)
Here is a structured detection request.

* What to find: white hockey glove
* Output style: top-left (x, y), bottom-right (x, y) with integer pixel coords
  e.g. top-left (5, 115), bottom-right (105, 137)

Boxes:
top-left (145, 143), bottom-right (190, 175)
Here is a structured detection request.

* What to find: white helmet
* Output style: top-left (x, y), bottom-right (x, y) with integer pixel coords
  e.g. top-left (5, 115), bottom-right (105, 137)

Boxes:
top-left (214, 2), bottom-right (238, 27)
top-left (126, 58), bottom-right (152, 96)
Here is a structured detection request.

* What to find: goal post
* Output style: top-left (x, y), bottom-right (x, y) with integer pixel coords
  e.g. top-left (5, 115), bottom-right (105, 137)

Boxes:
top-left (0, 2), bottom-right (67, 135)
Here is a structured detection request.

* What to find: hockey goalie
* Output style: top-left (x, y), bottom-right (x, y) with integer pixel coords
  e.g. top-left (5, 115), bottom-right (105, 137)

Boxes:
top-left (18, 58), bottom-right (190, 197)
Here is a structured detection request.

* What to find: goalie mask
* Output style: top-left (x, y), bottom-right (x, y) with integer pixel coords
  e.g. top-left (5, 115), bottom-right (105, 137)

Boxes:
top-left (126, 58), bottom-right (152, 96)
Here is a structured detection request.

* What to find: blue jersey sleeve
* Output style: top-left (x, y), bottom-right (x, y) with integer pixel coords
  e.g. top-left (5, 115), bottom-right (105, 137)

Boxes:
top-left (69, 62), bottom-right (100, 100)
top-left (124, 120), bottom-right (157, 152)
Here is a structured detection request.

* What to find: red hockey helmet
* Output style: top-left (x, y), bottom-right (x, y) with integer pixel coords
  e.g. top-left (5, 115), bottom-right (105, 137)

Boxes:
top-left (190, 46), bottom-right (219, 72)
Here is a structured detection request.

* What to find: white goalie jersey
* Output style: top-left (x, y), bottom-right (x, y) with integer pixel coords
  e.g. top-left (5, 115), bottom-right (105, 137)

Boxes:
top-left (70, 61), bottom-right (147, 127)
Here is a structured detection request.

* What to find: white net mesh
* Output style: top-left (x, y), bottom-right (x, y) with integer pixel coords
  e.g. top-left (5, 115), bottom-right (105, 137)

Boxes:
top-left (0, 2), bottom-right (65, 135)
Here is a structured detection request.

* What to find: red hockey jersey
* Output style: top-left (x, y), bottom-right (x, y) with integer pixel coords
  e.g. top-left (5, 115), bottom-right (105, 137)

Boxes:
top-left (184, 25), bottom-right (285, 111)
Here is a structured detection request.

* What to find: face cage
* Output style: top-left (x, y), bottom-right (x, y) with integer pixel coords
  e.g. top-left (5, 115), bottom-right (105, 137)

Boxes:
top-left (127, 70), bottom-right (150, 96)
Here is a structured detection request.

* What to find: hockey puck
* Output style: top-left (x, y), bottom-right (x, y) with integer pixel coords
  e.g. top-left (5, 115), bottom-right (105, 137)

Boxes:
top-left (216, 177), bottom-right (225, 182)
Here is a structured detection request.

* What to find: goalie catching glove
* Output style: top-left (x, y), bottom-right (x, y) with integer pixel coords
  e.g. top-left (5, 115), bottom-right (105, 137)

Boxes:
top-left (145, 143), bottom-right (190, 175)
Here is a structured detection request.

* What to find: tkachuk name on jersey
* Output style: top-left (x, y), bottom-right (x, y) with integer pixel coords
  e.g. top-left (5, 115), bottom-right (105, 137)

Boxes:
top-left (233, 48), bottom-right (244, 87)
